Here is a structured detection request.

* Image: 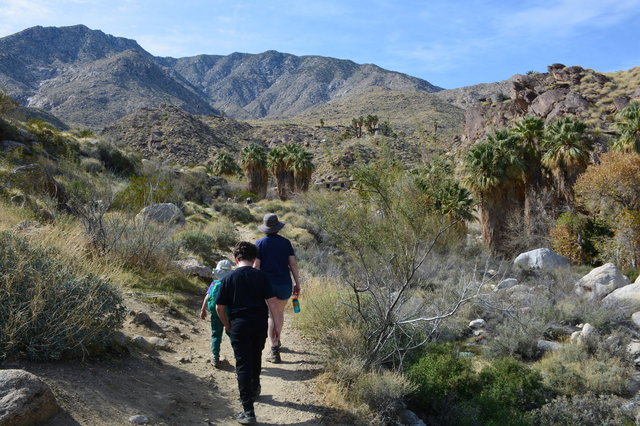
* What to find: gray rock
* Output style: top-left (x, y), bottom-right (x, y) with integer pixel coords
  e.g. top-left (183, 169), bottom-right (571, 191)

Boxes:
top-left (469, 319), bottom-right (486, 329)
top-left (563, 92), bottom-right (590, 113)
top-left (505, 284), bottom-right (531, 294)
top-left (537, 339), bottom-right (564, 353)
top-left (613, 95), bottom-right (631, 111)
top-left (132, 336), bottom-right (153, 352)
top-left (0, 369), bottom-right (60, 425)
top-left (129, 414), bottom-right (150, 424)
top-left (603, 274), bottom-right (640, 304)
top-left (530, 88), bottom-right (567, 117)
top-left (495, 278), bottom-right (518, 291)
top-left (632, 312), bottom-right (640, 329)
top-left (627, 341), bottom-right (640, 357)
top-left (513, 248), bottom-right (571, 271)
top-left (575, 263), bottom-right (630, 300)
top-left (398, 409), bottom-right (426, 426)
top-left (147, 337), bottom-right (170, 350)
top-left (172, 257), bottom-right (213, 280)
top-left (111, 331), bottom-right (128, 346)
top-left (135, 203), bottom-right (185, 227)
top-left (570, 323), bottom-right (598, 345)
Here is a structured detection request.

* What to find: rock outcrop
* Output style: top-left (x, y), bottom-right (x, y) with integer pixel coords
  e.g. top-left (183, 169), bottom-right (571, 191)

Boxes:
top-left (0, 369), bottom-right (60, 425)
top-left (513, 248), bottom-right (571, 271)
top-left (135, 203), bottom-right (185, 227)
top-left (575, 263), bottom-right (630, 300)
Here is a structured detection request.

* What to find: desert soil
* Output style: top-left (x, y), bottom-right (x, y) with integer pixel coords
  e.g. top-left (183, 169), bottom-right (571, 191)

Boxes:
top-left (10, 294), bottom-right (333, 425)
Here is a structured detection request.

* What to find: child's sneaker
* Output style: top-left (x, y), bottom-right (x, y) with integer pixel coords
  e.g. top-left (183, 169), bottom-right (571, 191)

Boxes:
top-left (213, 357), bottom-right (222, 368)
top-left (236, 410), bottom-right (256, 424)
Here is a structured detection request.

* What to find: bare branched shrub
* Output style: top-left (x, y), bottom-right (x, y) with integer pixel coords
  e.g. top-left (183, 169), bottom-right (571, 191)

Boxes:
top-left (502, 188), bottom-right (556, 254)
top-left (534, 393), bottom-right (633, 425)
top-left (305, 161), bottom-right (483, 370)
top-left (0, 231), bottom-right (125, 360)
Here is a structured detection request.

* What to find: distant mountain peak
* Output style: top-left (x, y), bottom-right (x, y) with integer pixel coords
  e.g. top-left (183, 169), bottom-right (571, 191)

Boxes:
top-left (0, 25), bottom-right (442, 128)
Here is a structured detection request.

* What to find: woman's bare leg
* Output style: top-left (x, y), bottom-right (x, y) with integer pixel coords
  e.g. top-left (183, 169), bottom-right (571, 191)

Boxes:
top-left (268, 298), bottom-right (288, 347)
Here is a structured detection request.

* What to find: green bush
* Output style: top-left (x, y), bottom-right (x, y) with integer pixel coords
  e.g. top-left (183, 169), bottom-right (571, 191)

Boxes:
top-left (113, 175), bottom-right (176, 212)
top-left (473, 358), bottom-right (547, 425)
top-left (0, 231), bottom-right (126, 360)
top-left (534, 393), bottom-right (633, 425)
top-left (97, 143), bottom-right (138, 176)
top-left (203, 217), bottom-right (239, 249)
top-left (219, 203), bottom-right (254, 224)
top-left (407, 344), bottom-right (476, 414)
top-left (176, 230), bottom-right (218, 265)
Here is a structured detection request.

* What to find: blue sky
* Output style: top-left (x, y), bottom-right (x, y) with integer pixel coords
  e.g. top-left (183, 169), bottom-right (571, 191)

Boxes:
top-left (1, 0), bottom-right (639, 89)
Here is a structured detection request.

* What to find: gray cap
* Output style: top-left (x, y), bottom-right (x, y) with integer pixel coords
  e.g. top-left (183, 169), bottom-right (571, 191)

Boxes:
top-left (213, 259), bottom-right (234, 280)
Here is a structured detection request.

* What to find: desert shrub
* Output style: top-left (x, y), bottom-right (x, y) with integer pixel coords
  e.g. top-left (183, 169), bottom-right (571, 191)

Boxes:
top-left (112, 175), bottom-right (177, 212)
top-left (219, 203), bottom-right (254, 223)
top-left (472, 358), bottom-right (547, 425)
top-left (176, 230), bottom-right (217, 262)
top-left (0, 231), bottom-right (126, 360)
top-left (80, 157), bottom-right (104, 174)
top-left (292, 276), bottom-right (356, 339)
top-left (536, 344), bottom-right (631, 396)
top-left (258, 199), bottom-right (294, 214)
top-left (533, 393), bottom-right (633, 425)
top-left (26, 119), bottom-right (79, 158)
top-left (351, 370), bottom-right (417, 424)
top-left (407, 344), bottom-right (477, 414)
top-left (486, 314), bottom-right (547, 361)
top-left (203, 217), bottom-right (239, 248)
top-left (96, 143), bottom-right (138, 176)
top-left (97, 215), bottom-right (180, 272)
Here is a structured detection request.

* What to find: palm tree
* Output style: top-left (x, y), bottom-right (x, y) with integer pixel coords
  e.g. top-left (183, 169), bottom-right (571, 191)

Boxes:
top-left (512, 115), bottom-right (545, 231)
top-left (463, 130), bottom-right (525, 249)
top-left (240, 144), bottom-right (268, 199)
top-left (613, 101), bottom-right (640, 154)
top-left (542, 116), bottom-right (593, 205)
top-left (211, 151), bottom-right (241, 177)
top-left (267, 146), bottom-right (289, 201)
top-left (290, 149), bottom-right (315, 192)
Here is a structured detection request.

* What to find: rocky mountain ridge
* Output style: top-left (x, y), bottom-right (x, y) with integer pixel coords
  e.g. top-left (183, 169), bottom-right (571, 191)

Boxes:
top-left (0, 25), bottom-right (442, 128)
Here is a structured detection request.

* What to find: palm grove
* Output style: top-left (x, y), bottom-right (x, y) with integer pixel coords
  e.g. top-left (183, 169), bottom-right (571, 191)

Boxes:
top-left (462, 101), bottom-right (640, 268)
top-left (211, 142), bottom-right (315, 201)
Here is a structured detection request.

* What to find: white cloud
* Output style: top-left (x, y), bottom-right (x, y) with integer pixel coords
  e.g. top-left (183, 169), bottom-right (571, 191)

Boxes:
top-left (0, 0), bottom-right (53, 20)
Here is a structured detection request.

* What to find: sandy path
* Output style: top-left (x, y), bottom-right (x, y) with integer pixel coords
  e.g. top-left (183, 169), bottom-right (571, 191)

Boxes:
top-left (12, 296), bottom-right (330, 425)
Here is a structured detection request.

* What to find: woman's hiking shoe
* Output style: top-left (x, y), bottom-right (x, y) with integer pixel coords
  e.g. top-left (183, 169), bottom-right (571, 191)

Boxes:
top-left (236, 410), bottom-right (256, 424)
top-left (267, 346), bottom-right (281, 363)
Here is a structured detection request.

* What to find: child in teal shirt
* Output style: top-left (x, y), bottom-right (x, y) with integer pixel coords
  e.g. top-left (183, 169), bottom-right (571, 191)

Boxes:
top-left (199, 259), bottom-right (233, 367)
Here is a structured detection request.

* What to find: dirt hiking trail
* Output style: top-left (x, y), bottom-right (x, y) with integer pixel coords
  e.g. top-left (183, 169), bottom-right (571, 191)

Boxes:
top-left (10, 294), bottom-right (338, 425)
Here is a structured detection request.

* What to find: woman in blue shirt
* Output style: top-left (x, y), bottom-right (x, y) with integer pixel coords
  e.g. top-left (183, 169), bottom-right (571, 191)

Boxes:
top-left (254, 213), bottom-right (301, 363)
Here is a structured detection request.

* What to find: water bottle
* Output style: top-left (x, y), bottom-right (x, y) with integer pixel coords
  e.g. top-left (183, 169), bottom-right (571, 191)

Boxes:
top-left (292, 296), bottom-right (301, 313)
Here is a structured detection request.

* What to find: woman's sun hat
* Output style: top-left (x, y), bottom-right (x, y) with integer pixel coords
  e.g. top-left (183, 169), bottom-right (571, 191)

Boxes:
top-left (213, 259), bottom-right (234, 280)
top-left (258, 213), bottom-right (285, 234)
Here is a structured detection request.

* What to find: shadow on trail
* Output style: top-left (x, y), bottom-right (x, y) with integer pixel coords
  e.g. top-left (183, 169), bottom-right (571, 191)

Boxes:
top-left (257, 395), bottom-right (352, 426)
top-left (261, 366), bottom-right (323, 381)
top-left (22, 353), bottom-right (234, 425)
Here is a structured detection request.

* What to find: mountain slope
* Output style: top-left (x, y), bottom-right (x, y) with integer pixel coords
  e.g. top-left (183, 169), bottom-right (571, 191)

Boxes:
top-left (162, 51), bottom-right (442, 119)
top-left (0, 25), bottom-right (443, 127)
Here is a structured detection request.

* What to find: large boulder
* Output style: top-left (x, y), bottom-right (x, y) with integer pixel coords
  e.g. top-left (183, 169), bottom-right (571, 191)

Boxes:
top-left (135, 203), bottom-right (185, 227)
top-left (0, 369), bottom-right (60, 425)
top-left (513, 248), bottom-right (571, 271)
top-left (9, 164), bottom-right (67, 207)
top-left (172, 257), bottom-right (213, 281)
top-left (603, 274), bottom-right (640, 304)
top-left (575, 263), bottom-right (630, 300)
top-left (529, 88), bottom-right (568, 117)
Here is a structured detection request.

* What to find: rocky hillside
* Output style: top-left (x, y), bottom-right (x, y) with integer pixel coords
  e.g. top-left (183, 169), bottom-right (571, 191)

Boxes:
top-left (463, 64), bottom-right (640, 143)
top-left (101, 105), bottom-right (235, 165)
top-left (0, 25), bottom-right (442, 128)
top-left (161, 51), bottom-right (441, 119)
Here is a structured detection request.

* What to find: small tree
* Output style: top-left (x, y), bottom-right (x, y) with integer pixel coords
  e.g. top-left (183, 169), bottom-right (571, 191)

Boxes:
top-left (240, 144), bottom-right (268, 199)
top-left (310, 159), bottom-right (482, 370)
top-left (612, 101), bottom-right (640, 154)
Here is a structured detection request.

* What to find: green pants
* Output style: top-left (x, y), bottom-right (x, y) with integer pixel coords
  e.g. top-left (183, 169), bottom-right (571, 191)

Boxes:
top-left (210, 313), bottom-right (224, 360)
